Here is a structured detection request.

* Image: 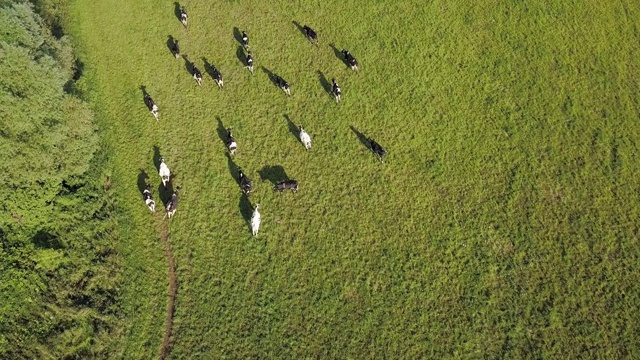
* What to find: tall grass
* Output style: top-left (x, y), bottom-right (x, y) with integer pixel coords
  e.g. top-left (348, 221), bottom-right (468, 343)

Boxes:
top-left (70, 0), bottom-right (640, 357)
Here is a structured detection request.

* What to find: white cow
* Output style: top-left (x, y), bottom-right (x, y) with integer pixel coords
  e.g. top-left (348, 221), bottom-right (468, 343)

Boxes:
top-left (251, 204), bottom-right (261, 236)
top-left (299, 126), bottom-right (311, 150)
top-left (159, 158), bottom-right (171, 187)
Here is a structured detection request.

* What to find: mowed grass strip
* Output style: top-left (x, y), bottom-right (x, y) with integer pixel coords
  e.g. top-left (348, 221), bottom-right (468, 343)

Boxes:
top-left (71, 0), bottom-right (640, 358)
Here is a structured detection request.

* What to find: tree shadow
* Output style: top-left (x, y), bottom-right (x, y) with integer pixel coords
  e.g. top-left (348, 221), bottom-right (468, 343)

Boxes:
top-left (216, 117), bottom-right (229, 150)
top-left (173, 2), bottom-right (182, 22)
top-left (283, 114), bottom-right (299, 143)
top-left (329, 43), bottom-right (348, 68)
top-left (233, 27), bottom-right (244, 46)
top-left (236, 45), bottom-right (246, 66)
top-left (292, 21), bottom-right (306, 38)
top-left (259, 165), bottom-right (288, 185)
top-left (317, 70), bottom-right (332, 98)
top-left (153, 145), bottom-right (162, 171)
top-left (225, 153), bottom-right (240, 185)
top-left (167, 35), bottom-right (176, 56)
top-left (137, 169), bottom-right (150, 194)
top-left (202, 57), bottom-right (220, 81)
top-left (33, 230), bottom-right (63, 250)
top-left (182, 55), bottom-right (194, 75)
top-left (238, 194), bottom-right (253, 227)
top-left (350, 125), bottom-right (371, 151)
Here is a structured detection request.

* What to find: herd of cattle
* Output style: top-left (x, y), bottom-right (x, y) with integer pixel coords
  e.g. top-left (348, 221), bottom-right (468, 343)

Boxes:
top-left (141, 5), bottom-right (387, 235)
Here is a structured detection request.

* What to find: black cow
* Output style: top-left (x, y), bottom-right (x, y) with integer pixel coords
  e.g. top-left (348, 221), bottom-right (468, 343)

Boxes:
top-left (275, 75), bottom-right (291, 96)
top-left (303, 25), bottom-right (317, 44)
top-left (341, 49), bottom-right (359, 71)
top-left (180, 7), bottom-right (188, 28)
top-left (274, 179), bottom-right (298, 193)
top-left (332, 78), bottom-right (341, 103)
top-left (226, 128), bottom-right (237, 155)
top-left (212, 66), bottom-right (223, 89)
top-left (241, 31), bottom-right (249, 50)
top-left (245, 51), bottom-right (254, 74)
top-left (238, 169), bottom-right (252, 195)
top-left (144, 94), bottom-right (159, 121)
top-left (369, 138), bottom-right (386, 162)
top-left (166, 193), bottom-right (179, 218)
top-left (193, 65), bottom-right (203, 85)
top-left (171, 39), bottom-right (180, 59)
top-left (142, 184), bottom-right (155, 212)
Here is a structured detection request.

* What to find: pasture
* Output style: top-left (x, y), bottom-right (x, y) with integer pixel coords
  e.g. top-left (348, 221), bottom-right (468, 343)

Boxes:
top-left (69, 0), bottom-right (640, 358)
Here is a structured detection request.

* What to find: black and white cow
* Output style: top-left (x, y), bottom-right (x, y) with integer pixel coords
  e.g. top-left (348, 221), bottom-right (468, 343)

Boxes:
top-left (302, 25), bottom-right (317, 44)
top-left (225, 128), bottom-right (237, 155)
top-left (369, 138), bottom-right (387, 162)
top-left (193, 65), bottom-right (203, 85)
top-left (166, 193), bottom-right (178, 218)
top-left (276, 75), bottom-right (291, 96)
top-left (238, 169), bottom-right (252, 196)
top-left (142, 184), bottom-right (155, 212)
top-left (159, 158), bottom-right (171, 187)
top-left (212, 65), bottom-right (223, 89)
top-left (273, 179), bottom-right (298, 193)
top-left (332, 78), bottom-right (341, 103)
top-left (180, 7), bottom-right (188, 28)
top-left (144, 94), bottom-right (159, 121)
top-left (245, 51), bottom-right (254, 74)
top-left (341, 49), bottom-right (359, 71)
top-left (241, 31), bottom-right (249, 50)
top-left (171, 39), bottom-right (180, 59)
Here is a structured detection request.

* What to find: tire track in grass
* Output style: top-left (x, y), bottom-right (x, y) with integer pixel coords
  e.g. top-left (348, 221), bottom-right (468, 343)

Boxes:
top-left (159, 220), bottom-right (177, 360)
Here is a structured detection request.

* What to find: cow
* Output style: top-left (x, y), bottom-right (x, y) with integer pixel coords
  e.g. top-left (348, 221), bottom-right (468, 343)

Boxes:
top-left (332, 78), bottom-right (341, 103)
top-left (299, 126), bottom-right (311, 150)
top-left (341, 49), bottom-right (359, 71)
top-left (159, 158), bottom-right (171, 187)
top-left (241, 31), bottom-right (249, 50)
top-left (276, 75), bottom-right (291, 96)
top-left (166, 193), bottom-right (178, 218)
top-left (225, 128), bottom-right (237, 155)
top-left (245, 51), bottom-right (254, 74)
top-left (274, 179), bottom-right (298, 193)
top-left (144, 94), bottom-right (159, 121)
top-left (251, 203), bottom-right (261, 236)
top-left (369, 138), bottom-right (387, 162)
top-left (180, 7), bottom-right (188, 28)
top-left (142, 184), bottom-right (155, 212)
top-left (171, 39), bottom-right (180, 59)
top-left (238, 169), bottom-right (252, 195)
top-left (212, 65), bottom-right (223, 89)
top-left (302, 25), bottom-right (317, 44)
top-left (193, 65), bottom-right (203, 85)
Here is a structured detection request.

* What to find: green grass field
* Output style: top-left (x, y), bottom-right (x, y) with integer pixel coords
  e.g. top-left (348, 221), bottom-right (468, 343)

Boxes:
top-left (69, 0), bottom-right (640, 358)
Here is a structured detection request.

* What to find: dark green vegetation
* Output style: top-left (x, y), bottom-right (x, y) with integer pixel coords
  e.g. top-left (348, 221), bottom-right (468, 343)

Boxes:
top-left (0, 1), bottom-right (121, 358)
top-left (20, 0), bottom-right (640, 357)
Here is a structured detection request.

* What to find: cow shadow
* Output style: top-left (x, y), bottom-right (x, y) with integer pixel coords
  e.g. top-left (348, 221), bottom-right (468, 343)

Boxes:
top-left (140, 85), bottom-right (152, 109)
top-left (152, 145), bottom-right (162, 171)
top-left (350, 126), bottom-right (371, 151)
top-left (158, 181), bottom-right (174, 207)
top-left (238, 194), bottom-right (253, 226)
top-left (137, 169), bottom-right (150, 194)
top-left (202, 57), bottom-right (220, 81)
top-left (216, 117), bottom-right (229, 151)
top-left (173, 2), bottom-right (182, 22)
top-left (261, 66), bottom-right (283, 89)
top-left (167, 35), bottom-right (176, 56)
top-left (233, 27), bottom-right (244, 46)
top-left (292, 21), bottom-right (306, 38)
top-left (259, 165), bottom-right (288, 185)
top-left (329, 43), bottom-right (348, 68)
top-left (284, 114), bottom-right (300, 143)
top-left (225, 153), bottom-right (240, 185)
top-left (182, 55), bottom-right (194, 75)
top-left (317, 70), bottom-right (332, 98)
top-left (236, 45), bottom-right (246, 66)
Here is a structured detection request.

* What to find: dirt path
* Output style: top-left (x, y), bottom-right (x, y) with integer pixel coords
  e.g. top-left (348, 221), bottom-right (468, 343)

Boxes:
top-left (159, 222), bottom-right (177, 360)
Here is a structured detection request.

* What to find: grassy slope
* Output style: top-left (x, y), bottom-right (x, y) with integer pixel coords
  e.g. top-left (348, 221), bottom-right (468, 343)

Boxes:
top-left (71, 0), bottom-right (640, 358)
